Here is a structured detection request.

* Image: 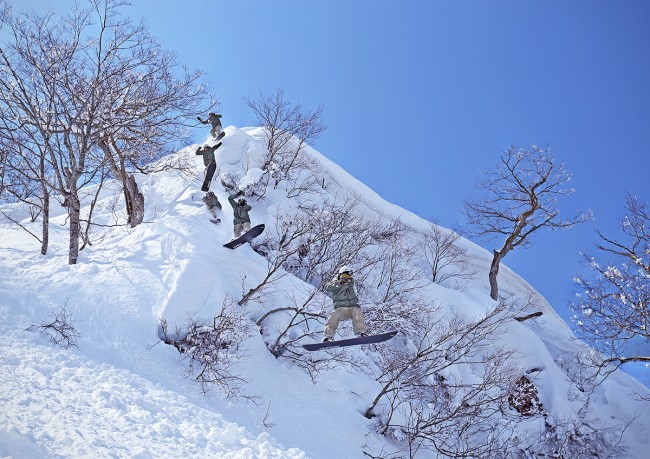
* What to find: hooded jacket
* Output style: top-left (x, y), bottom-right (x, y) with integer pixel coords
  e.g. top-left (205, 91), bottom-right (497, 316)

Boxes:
top-left (195, 143), bottom-right (221, 166)
top-left (202, 193), bottom-right (222, 209)
top-left (199, 113), bottom-right (222, 128)
top-left (228, 194), bottom-right (252, 224)
top-left (325, 277), bottom-right (360, 309)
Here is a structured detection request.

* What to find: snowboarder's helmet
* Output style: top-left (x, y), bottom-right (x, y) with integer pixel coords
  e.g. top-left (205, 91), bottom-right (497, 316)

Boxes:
top-left (209, 112), bottom-right (215, 116)
top-left (339, 265), bottom-right (352, 275)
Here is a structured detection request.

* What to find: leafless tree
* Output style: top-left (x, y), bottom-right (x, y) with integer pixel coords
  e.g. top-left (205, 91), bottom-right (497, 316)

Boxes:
top-left (0, 146), bottom-right (51, 251)
top-left (249, 198), bottom-right (391, 354)
top-left (281, 197), bottom-right (393, 287)
top-left (360, 221), bottom-right (430, 337)
top-left (255, 288), bottom-right (327, 357)
top-left (0, 1), bottom-right (9, 25)
top-left (570, 193), bottom-right (650, 370)
top-left (0, 0), bottom-right (212, 263)
top-left (366, 302), bottom-right (523, 458)
top-left (518, 398), bottom-right (631, 459)
top-left (86, 0), bottom-right (212, 226)
top-left (464, 145), bottom-right (590, 300)
top-left (244, 89), bottom-right (326, 197)
top-left (420, 222), bottom-right (476, 288)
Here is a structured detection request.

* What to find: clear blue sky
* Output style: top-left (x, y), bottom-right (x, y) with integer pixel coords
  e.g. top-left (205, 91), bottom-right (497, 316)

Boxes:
top-left (9, 1), bottom-right (650, 381)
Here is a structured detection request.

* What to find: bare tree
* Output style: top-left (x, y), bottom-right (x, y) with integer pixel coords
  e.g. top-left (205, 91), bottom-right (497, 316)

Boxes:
top-left (244, 89), bottom-right (326, 197)
top-left (255, 288), bottom-right (328, 358)
top-left (464, 145), bottom-right (590, 300)
top-left (0, 145), bottom-right (51, 253)
top-left (366, 302), bottom-right (523, 458)
top-left (420, 222), bottom-right (476, 288)
top-left (249, 198), bottom-right (391, 354)
top-left (518, 397), bottom-right (631, 459)
top-left (570, 193), bottom-right (650, 369)
top-left (0, 0), bottom-right (212, 263)
top-left (86, 0), bottom-right (212, 226)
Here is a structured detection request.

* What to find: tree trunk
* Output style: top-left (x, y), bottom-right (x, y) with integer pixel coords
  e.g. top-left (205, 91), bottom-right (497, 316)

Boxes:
top-left (39, 152), bottom-right (50, 256)
top-left (99, 140), bottom-right (145, 228)
top-left (489, 250), bottom-right (504, 301)
top-left (67, 192), bottom-right (80, 265)
top-left (40, 188), bottom-right (49, 256)
top-left (125, 173), bottom-right (144, 227)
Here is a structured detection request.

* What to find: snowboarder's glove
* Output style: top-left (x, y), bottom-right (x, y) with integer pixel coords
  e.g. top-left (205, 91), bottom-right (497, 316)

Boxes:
top-left (197, 116), bottom-right (202, 121)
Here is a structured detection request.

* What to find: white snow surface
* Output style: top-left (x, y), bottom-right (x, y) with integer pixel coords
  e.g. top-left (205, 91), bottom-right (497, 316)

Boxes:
top-left (0, 126), bottom-right (648, 458)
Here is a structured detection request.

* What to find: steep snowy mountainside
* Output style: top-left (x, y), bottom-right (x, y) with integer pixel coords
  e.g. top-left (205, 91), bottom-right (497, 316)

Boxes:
top-left (1, 125), bottom-right (648, 458)
top-left (244, 127), bottom-right (573, 329)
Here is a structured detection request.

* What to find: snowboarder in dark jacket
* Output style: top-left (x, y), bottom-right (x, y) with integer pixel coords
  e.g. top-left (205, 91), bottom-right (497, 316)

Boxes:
top-left (197, 112), bottom-right (223, 139)
top-left (195, 143), bottom-right (221, 191)
top-left (228, 192), bottom-right (252, 238)
top-left (322, 266), bottom-right (367, 342)
top-left (202, 191), bottom-right (222, 222)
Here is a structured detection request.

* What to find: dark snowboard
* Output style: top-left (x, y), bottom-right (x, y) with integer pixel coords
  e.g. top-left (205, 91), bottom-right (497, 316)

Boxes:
top-left (215, 131), bottom-right (226, 141)
top-left (302, 330), bottom-right (398, 351)
top-left (201, 160), bottom-right (217, 192)
top-left (223, 224), bottom-right (265, 249)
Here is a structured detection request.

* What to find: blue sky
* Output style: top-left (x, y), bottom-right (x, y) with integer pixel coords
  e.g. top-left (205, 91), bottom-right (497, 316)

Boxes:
top-left (8, 1), bottom-right (650, 380)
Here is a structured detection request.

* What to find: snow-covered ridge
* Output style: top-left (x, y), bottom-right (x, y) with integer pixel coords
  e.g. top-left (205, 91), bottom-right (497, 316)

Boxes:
top-left (1, 126), bottom-right (648, 458)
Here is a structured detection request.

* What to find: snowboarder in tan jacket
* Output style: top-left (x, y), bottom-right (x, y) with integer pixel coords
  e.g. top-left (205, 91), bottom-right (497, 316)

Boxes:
top-left (322, 266), bottom-right (367, 342)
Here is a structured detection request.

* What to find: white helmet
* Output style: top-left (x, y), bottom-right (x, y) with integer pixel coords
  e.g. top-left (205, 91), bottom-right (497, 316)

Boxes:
top-left (339, 265), bottom-right (352, 275)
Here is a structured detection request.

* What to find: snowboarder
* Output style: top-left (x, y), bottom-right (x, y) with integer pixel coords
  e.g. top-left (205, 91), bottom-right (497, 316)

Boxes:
top-left (197, 112), bottom-right (223, 139)
top-left (322, 266), bottom-right (367, 342)
top-left (195, 143), bottom-right (221, 191)
top-left (202, 191), bottom-right (222, 223)
top-left (228, 192), bottom-right (252, 239)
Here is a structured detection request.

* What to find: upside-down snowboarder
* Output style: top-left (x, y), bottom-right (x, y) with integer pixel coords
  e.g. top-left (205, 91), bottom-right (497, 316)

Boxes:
top-left (195, 143), bottom-right (221, 191)
top-left (322, 266), bottom-right (367, 342)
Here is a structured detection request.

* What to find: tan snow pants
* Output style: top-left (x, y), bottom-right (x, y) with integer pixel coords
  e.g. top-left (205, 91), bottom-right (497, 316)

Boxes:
top-left (324, 306), bottom-right (367, 338)
top-left (234, 221), bottom-right (251, 238)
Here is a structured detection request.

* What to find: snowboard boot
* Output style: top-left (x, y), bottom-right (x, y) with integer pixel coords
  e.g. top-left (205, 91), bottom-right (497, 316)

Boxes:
top-left (356, 332), bottom-right (367, 338)
top-left (322, 336), bottom-right (333, 343)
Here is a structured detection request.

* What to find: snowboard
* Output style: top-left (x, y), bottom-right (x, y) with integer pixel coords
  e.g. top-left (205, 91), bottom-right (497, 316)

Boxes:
top-left (215, 131), bottom-right (226, 141)
top-left (201, 160), bottom-right (218, 192)
top-left (302, 330), bottom-right (398, 351)
top-left (223, 224), bottom-right (265, 249)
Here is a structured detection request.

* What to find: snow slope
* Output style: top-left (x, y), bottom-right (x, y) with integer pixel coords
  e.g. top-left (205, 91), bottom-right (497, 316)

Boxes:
top-left (1, 126), bottom-right (648, 458)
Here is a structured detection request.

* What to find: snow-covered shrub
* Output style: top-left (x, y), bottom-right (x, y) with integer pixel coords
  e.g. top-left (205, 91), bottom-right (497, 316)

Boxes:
top-left (160, 298), bottom-right (251, 396)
